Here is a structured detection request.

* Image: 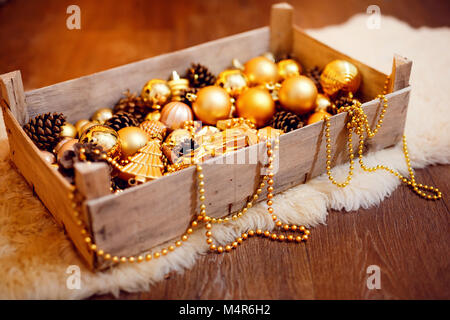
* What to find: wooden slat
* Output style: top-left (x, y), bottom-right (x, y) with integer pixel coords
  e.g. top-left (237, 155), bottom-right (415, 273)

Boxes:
top-left (0, 71), bottom-right (28, 125)
top-left (270, 3), bottom-right (294, 59)
top-left (389, 54), bottom-right (413, 92)
top-left (75, 162), bottom-right (111, 201)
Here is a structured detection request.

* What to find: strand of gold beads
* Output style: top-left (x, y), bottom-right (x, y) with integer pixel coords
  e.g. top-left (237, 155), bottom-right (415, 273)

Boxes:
top-left (323, 76), bottom-right (442, 200)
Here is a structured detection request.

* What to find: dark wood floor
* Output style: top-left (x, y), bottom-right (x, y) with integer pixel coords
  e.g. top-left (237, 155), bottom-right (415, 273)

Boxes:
top-left (0, 0), bottom-right (449, 300)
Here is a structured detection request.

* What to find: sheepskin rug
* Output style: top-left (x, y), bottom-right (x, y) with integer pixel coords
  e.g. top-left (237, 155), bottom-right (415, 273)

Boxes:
top-left (0, 14), bottom-right (449, 299)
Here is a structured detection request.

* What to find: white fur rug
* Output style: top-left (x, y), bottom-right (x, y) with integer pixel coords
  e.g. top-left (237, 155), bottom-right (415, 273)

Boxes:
top-left (0, 15), bottom-right (449, 299)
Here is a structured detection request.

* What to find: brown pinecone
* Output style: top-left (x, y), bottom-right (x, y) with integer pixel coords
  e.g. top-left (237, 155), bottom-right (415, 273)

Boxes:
top-left (104, 112), bottom-right (139, 132)
top-left (179, 87), bottom-right (198, 107)
top-left (113, 90), bottom-right (151, 123)
top-left (330, 95), bottom-right (360, 114)
top-left (269, 111), bottom-right (303, 133)
top-left (23, 112), bottom-right (66, 151)
top-left (305, 66), bottom-right (323, 93)
top-left (185, 63), bottom-right (216, 88)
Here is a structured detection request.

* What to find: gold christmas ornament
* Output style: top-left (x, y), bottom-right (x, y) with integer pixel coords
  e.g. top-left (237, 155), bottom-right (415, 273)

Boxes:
top-left (236, 87), bottom-right (275, 128)
top-left (320, 59), bottom-right (361, 96)
top-left (194, 125), bottom-right (221, 144)
top-left (315, 93), bottom-right (332, 112)
top-left (139, 120), bottom-right (168, 141)
top-left (243, 56), bottom-right (279, 86)
top-left (160, 101), bottom-right (193, 131)
top-left (141, 79), bottom-right (172, 110)
top-left (78, 121), bottom-right (97, 136)
top-left (279, 76), bottom-right (318, 115)
top-left (60, 123), bottom-right (77, 139)
top-left (39, 150), bottom-right (56, 165)
top-left (75, 119), bottom-right (90, 135)
top-left (307, 110), bottom-right (332, 125)
top-left (79, 125), bottom-right (121, 157)
top-left (164, 129), bottom-right (192, 147)
top-left (215, 69), bottom-right (248, 97)
top-left (277, 59), bottom-right (302, 80)
top-left (91, 108), bottom-right (113, 124)
top-left (118, 127), bottom-right (149, 159)
top-left (54, 137), bottom-right (73, 154)
top-left (168, 71), bottom-right (190, 101)
top-left (56, 138), bottom-right (79, 161)
top-left (145, 110), bottom-right (161, 122)
top-left (192, 86), bottom-right (232, 125)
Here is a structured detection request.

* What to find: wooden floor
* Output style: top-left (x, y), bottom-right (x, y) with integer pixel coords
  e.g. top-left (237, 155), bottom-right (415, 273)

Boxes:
top-left (0, 0), bottom-right (449, 299)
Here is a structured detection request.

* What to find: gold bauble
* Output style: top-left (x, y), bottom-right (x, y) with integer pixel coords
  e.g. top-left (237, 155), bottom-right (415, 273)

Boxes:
top-left (54, 137), bottom-right (73, 154)
top-left (164, 129), bottom-right (192, 147)
top-left (279, 76), bottom-right (318, 115)
top-left (39, 150), bottom-right (56, 165)
top-left (320, 59), bottom-right (361, 96)
top-left (79, 125), bottom-right (120, 157)
top-left (236, 87), bottom-right (275, 128)
top-left (60, 123), bottom-right (77, 139)
top-left (141, 79), bottom-right (172, 110)
top-left (168, 71), bottom-right (190, 101)
top-left (315, 93), bottom-right (331, 112)
top-left (192, 86), bottom-right (232, 125)
top-left (277, 59), bottom-right (302, 80)
top-left (307, 110), bottom-right (332, 125)
top-left (145, 111), bottom-right (161, 122)
top-left (117, 127), bottom-right (149, 159)
top-left (56, 138), bottom-right (79, 161)
top-left (215, 69), bottom-right (248, 97)
top-left (244, 56), bottom-right (279, 86)
top-left (160, 101), bottom-right (193, 131)
top-left (75, 119), bottom-right (90, 135)
top-left (78, 121), bottom-right (97, 136)
top-left (91, 108), bottom-right (113, 124)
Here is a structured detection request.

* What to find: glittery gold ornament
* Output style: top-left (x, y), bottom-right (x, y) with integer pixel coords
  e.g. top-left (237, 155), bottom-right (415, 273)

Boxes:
top-left (277, 59), bottom-right (302, 80)
top-left (243, 56), bottom-right (279, 86)
top-left (160, 101), bottom-right (193, 131)
top-left (75, 119), bottom-right (90, 135)
top-left (315, 93), bottom-right (332, 112)
top-left (168, 71), bottom-right (190, 101)
top-left (60, 123), bottom-right (77, 139)
top-left (215, 69), bottom-right (248, 97)
top-left (91, 108), bottom-right (114, 124)
top-left (141, 79), bottom-right (172, 110)
top-left (79, 125), bottom-right (120, 157)
top-left (320, 60), bottom-right (361, 96)
top-left (145, 110), bottom-right (161, 122)
top-left (118, 127), bottom-right (149, 159)
top-left (192, 86), bottom-right (232, 125)
top-left (279, 76), bottom-right (318, 115)
top-left (139, 120), bottom-right (168, 141)
top-left (39, 150), bottom-right (56, 165)
top-left (307, 110), bottom-right (332, 125)
top-left (56, 138), bottom-right (79, 161)
top-left (236, 87), bottom-right (275, 128)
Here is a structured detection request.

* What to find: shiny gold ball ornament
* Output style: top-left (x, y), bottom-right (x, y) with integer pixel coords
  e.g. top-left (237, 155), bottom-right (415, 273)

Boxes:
top-left (91, 108), bottom-right (113, 124)
top-left (145, 110), bottom-right (161, 122)
top-left (56, 138), bottom-right (79, 161)
top-left (192, 86), bottom-right (232, 125)
top-left (117, 127), bottom-right (149, 159)
top-left (244, 56), bottom-right (279, 86)
top-left (236, 87), bottom-right (275, 128)
top-left (75, 119), bottom-right (90, 135)
top-left (307, 110), bottom-right (332, 125)
top-left (164, 129), bottom-right (192, 147)
top-left (279, 76), bottom-right (318, 115)
top-left (78, 121), bottom-right (97, 136)
top-left (320, 59), bottom-right (361, 96)
top-left (277, 59), bottom-right (302, 80)
top-left (141, 79), bottom-right (172, 110)
top-left (60, 123), bottom-right (77, 139)
top-left (79, 125), bottom-right (120, 157)
top-left (315, 93), bottom-right (332, 112)
top-left (215, 69), bottom-right (248, 97)
top-left (160, 101), bottom-right (193, 131)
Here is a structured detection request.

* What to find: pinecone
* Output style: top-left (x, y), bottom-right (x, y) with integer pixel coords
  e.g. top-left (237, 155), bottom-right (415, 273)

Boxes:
top-left (330, 95), bottom-right (360, 115)
top-left (269, 111), bottom-right (303, 133)
top-left (23, 112), bottom-right (66, 151)
top-left (179, 87), bottom-right (198, 107)
top-left (172, 138), bottom-right (199, 158)
top-left (185, 63), bottom-right (216, 88)
top-left (305, 66), bottom-right (323, 93)
top-left (104, 112), bottom-right (139, 132)
top-left (113, 90), bottom-right (151, 123)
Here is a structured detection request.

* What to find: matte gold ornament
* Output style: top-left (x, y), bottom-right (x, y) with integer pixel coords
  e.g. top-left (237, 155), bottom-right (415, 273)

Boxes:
top-left (279, 76), bottom-right (318, 115)
top-left (277, 59), bottom-right (302, 80)
top-left (39, 150), bottom-right (56, 165)
top-left (243, 56), bottom-right (279, 86)
top-left (160, 101), bottom-right (193, 130)
top-left (315, 93), bottom-right (332, 112)
top-left (192, 86), bottom-right (232, 125)
top-left (75, 119), bottom-right (90, 135)
top-left (60, 123), bottom-right (77, 138)
top-left (168, 71), bottom-right (190, 101)
top-left (79, 125), bottom-right (121, 157)
top-left (139, 120), bottom-right (168, 141)
top-left (141, 79), bottom-right (172, 110)
top-left (235, 87), bottom-right (275, 128)
top-left (215, 69), bottom-right (248, 97)
top-left (56, 138), bottom-right (79, 161)
top-left (145, 110), bottom-right (161, 122)
top-left (307, 110), bottom-right (332, 125)
top-left (320, 60), bottom-right (361, 96)
top-left (53, 137), bottom-right (73, 154)
top-left (118, 126), bottom-right (149, 159)
top-left (91, 108), bottom-right (113, 124)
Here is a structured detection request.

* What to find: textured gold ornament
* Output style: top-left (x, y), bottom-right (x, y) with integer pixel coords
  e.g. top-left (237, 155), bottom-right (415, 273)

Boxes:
top-left (39, 150), bottom-right (56, 165)
top-left (243, 56), bottom-right (279, 86)
top-left (168, 71), bottom-right (190, 101)
top-left (141, 79), bottom-right (172, 110)
top-left (279, 76), bottom-right (318, 115)
top-left (320, 60), bottom-right (361, 96)
top-left (164, 129), bottom-right (192, 147)
top-left (277, 59), bottom-right (302, 80)
top-left (192, 86), bottom-right (232, 125)
top-left (79, 125), bottom-right (121, 157)
top-left (56, 138), bottom-right (79, 161)
top-left (139, 120), bottom-right (168, 141)
top-left (145, 110), bottom-right (161, 122)
top-left (91, 108), bottom-right (114, 124)
top-left (215, 69), bottom-right (248, 97)
top-left (307, 110), bottom-right (332, 125)
top-left (315, 93), bottom-right (332, 112)
top-left (236, 87), bottom-right (275, 128)
top-left (118, 127), bottom-right (149, 159)
top-left (160, 101), bottom-right (193, 131)
top-left (60, 123), bottom-right (77, 139)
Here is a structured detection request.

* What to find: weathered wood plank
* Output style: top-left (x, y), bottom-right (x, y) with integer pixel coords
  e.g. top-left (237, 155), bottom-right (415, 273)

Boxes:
top-left (390, 54), bottom-right (413, 92)
top-left (270, 3), bottom-right (294, 59)
top-left (0, 71), bottom-right (28, 125)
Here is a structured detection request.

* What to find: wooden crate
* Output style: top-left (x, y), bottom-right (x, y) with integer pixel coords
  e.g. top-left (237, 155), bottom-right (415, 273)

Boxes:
top-left (0, 4), bottom-right (411, 270)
